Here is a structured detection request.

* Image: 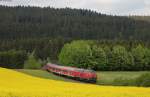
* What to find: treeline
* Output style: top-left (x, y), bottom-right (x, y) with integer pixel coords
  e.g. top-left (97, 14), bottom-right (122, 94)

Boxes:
top-left (0, 38), bottom-right (69, 69)
top-left (0, 50), bottom-right (27, 68)
top-left (0, 6), bottom-right (150, 41)
top-left (1, 39), bottom-right (150, 70)
top-left (0, 37), bottom-right (68, 60)
top-left (59, 41), bottom-right (150, 71)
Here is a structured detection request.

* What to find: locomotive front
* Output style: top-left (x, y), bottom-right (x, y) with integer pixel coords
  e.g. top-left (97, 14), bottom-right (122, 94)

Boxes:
top-left (81, 70), bottom-right (97, 83)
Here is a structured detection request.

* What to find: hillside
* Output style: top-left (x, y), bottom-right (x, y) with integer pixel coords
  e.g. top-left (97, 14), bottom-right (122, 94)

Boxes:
top-left (0, 6), bottom-right (150, 41)
top-left (1, 6), bottom-right (150, 69)
top-left (131, 16), bottom-right (150, 22)
top-left (1, 67), bottom-right (150, 97)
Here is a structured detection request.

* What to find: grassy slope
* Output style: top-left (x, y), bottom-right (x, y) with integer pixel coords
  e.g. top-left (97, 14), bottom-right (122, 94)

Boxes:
top-left (16, 69), bottom-right (149, 85)
top-left (97, 71), bottom-right (149, 85)
top-left (16, 69), bottom-right (78, 83)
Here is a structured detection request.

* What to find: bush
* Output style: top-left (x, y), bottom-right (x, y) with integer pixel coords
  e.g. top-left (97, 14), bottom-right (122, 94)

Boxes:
top-left (135, 73), bottom-right (150, 87)
top-left (24, 52), bottom-right (42, 69)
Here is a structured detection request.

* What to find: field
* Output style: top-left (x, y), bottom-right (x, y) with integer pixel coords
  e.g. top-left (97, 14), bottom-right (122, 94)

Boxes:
top-left (1, 67), bottom-right (150, 97)
top-left (16, 69), bottom-right (77, 82)
top-left (17, 69), bottom-right (149, 85)
top-left (97, 71), bottom-right (149, 85)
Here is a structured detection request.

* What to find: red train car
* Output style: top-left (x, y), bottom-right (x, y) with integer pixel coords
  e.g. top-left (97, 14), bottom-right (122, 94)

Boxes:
top-left (43, 63), bottom-right (97, 83)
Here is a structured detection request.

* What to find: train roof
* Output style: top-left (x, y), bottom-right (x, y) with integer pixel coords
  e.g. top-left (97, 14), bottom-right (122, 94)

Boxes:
top-left (46, 63), bottom-right (95, 72)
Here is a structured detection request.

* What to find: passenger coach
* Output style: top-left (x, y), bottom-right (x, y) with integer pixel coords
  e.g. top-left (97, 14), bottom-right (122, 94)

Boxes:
top-left (43, 63), bottom-right (97, 83)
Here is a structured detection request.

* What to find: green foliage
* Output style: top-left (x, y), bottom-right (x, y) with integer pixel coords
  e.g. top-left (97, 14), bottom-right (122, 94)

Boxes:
top-left (59, 41), bottom-right (108, 70)
top-left (46, 57), bottom-right (51, 63)
top-left (91, 46), bottom-right (107, 70)
top-left (143, 48), bottom-right (150, 70)
top-left (1, 6), bottom-right (150, 70)
top-left (135, 73), bottom-right (150, 87)
top-left (109, 46), bottom-right (134, 71)
top-left (59, 41), bottom-right (150, 71)
top-left (0, 6), bottom-right (150, 41)
top-left (24, 52), bottom-right (42, 69)
top-left (132, 45), bottom-right (146, 70)
top-left (0, 50), bottom-right (27, 69)
top-left (59, 41), bottom-right (92, 68)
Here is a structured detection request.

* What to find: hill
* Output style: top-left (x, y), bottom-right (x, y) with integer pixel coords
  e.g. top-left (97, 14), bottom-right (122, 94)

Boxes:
top-left (1, 67), bottom-right (150, 97)
top-left (0, 6), bottom-right (150, 41)
top-left (1, 6), bottom-right (150, 69)
top-left (131, 16), bottom-right (150, 22)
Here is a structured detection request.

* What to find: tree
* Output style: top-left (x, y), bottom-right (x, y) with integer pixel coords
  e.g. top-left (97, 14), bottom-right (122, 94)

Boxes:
top-left (0, 6), bottom-right (150, 41)
top-left (109, 45), bottom-right (133, 71)
top-left (143, 48), bottom-right (150, 70)
top-left (91, 46), bottom-right (107, 70)
top-left (0, 50), bottom-right (27, 69)
top-left (24, 52), bottom-right (42, 69)
top-left (103, 46), bottom-right (112, 70)
top-left (59, 40), bottom-right (92, 68)
top-left (132, 45), bottom-right (146, 70)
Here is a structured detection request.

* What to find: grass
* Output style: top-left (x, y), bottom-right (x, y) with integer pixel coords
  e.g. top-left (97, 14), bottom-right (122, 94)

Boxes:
top-left (1, 67), bottom-right (150, 97)
top-left (16, 69), bottom-right (78, 82)
top-left (16, 69), bottom-right (149, 86)
top-left (96, 71), bottom-right (149, 85)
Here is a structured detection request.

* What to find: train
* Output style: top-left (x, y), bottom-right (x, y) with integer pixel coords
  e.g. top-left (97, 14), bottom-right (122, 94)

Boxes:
top-left (43, 63), bottom-right (97, 83)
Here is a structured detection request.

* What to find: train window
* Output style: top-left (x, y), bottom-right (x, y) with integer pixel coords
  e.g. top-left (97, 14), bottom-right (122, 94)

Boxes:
top-left (64, 70), bottom-right (67, 73)
top-left (77, 69), bottom-right (84, 72)
top-left (83, 70), bottom-right (95, 73)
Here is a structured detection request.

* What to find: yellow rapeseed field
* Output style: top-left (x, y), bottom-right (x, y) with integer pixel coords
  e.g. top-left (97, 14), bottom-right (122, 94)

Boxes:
top-left (0, 67), bottom-right (150, 97)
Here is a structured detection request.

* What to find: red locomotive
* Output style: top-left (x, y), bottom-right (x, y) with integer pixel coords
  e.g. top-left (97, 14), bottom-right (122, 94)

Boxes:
top-left (43, 63), bottom-right (97, 83)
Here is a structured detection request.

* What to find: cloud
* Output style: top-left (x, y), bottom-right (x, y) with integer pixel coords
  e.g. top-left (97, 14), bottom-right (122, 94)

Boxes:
top-left (0, 0), bottom-right (150, 15)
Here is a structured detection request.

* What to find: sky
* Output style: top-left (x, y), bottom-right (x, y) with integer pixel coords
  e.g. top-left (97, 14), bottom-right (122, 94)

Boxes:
top-left (0, 0), bottom-right (150, 16)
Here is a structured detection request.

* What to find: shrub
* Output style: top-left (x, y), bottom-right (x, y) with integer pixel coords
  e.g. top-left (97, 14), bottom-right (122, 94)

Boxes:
top-left (135, 73), bottom-right (150, 87)
top-left (24, 52), bottom-right (42, 69)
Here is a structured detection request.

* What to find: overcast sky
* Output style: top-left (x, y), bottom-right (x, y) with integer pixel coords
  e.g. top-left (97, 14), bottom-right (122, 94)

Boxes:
top-left (0, 0), bottom-right (150, 15)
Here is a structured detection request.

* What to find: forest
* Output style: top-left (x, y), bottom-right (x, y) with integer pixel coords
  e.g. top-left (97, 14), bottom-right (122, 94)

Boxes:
top-left (0, 6), bottom-right (150, 40)
top-left (0, 6), bottom-right (150, 70)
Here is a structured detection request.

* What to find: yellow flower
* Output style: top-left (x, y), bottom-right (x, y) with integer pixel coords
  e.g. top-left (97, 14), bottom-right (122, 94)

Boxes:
top-left (0, 67), bottom-right (150, 97)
